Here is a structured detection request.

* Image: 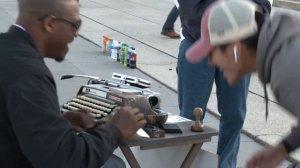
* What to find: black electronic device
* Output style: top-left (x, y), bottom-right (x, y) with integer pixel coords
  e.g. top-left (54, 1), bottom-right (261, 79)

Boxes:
top-left (159, 123), bottom-right (182, 133)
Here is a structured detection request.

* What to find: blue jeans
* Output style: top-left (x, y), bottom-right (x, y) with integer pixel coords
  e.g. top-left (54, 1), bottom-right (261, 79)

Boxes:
top-left (162, 6), bottom-right (179, 31)
top-left (177, 39), bottom-right (251, 168)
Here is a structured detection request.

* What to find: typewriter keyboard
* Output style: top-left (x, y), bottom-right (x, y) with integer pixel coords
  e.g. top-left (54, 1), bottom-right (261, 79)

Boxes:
top-left (61, 95), bottom-right (117, 118)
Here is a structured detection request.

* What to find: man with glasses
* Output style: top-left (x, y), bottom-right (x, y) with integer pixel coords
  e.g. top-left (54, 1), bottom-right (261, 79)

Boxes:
top-left (38, 15), bottom-right (82, 35)
top-left (0, 0), bottom-right (146, 168)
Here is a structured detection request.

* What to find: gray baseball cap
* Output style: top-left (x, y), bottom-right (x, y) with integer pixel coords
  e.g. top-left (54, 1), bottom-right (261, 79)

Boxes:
top-left (186, 0), bottom-right (262, 63)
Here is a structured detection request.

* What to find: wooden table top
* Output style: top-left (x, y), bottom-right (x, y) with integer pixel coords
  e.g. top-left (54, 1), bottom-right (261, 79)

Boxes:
top-left (123, 121), bottom-right (218, 150)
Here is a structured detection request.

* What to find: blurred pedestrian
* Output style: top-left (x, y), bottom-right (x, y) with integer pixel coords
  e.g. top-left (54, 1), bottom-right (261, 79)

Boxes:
top-left (177, 0), bottom-right (270, 167)
top-left (186, 0), bottom-right (300, 167)
top-left (161, 6), bottom-right (180, 39)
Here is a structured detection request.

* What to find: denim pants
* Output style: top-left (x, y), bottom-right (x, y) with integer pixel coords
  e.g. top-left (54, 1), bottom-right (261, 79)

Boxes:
top-left (162, 6), bottom-right (179, 31)
top-left (177, 39), bottom-right (251, 168)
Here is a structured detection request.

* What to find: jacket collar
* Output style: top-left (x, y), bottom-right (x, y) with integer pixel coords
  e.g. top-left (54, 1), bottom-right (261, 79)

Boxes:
top-left (7, 25), bottom-right (38, 51)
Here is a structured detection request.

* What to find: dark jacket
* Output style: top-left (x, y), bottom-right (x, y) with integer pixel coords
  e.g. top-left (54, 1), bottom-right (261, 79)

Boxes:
top-left (0, 26), bottom-right (122, 168)
top-left (257, 8), bottom-right (300, 153)
top-left (178, 0), bottom-right (271, 43)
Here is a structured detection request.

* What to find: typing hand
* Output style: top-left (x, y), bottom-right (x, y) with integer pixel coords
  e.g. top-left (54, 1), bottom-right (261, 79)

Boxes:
top-left (62, 109), bottom-right (97, 131)
top-left (110, 106), bottom-right (147, 140)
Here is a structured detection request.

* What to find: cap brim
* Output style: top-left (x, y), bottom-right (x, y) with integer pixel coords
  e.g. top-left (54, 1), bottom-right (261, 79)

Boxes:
top-left (186, 38), bottom-right (212, 63)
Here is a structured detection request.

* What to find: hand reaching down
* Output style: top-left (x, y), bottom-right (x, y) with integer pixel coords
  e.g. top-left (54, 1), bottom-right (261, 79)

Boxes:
top-left (110, 106), bottom-right (147, 140)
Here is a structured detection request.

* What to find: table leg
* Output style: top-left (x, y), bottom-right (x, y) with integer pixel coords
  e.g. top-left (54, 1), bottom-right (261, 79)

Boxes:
top-left (180, 143), bottom-right (203, 168)
top-left (120, 146), bottom-right (141, 168)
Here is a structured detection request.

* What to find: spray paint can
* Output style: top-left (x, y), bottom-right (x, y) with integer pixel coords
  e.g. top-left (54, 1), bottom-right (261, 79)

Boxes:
top-left (115, 42), bottom-right (123, 62)
top-left (127, 47), bottom-right (132, 67)
top-left (119, 43), bottom-right (126, 65)
top-left (108, 39), bottom-right (113, 56)
top-left (123, 44), bottom-right (129, 67)
top-left (110, 40), bottom-right (118, 60)
top-left (102, 35), bottom-right (112, 53)
top-left (129, 47), bottom-right (137, 68)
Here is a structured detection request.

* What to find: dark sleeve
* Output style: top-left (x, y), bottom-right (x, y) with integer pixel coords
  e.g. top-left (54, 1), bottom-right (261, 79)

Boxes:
top-left (6, 73), bottom-right (123, 168)
top-left (252, 0), bottom-right (271, 13)
top-left (271, 42), bottom-right (300, 153)
top-left (272, 75), bottom-right (300, 152)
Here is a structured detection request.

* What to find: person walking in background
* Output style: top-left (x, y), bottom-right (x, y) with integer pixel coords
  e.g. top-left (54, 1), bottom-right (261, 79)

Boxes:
top-left (186, 0), bottom-right (299, 167)
top-left (161, 6), bottom-right (180, 39)
top-left (176, 0), bottom-right (271, 167)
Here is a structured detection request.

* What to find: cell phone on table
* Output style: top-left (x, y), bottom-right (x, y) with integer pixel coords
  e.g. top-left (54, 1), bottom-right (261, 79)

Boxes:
top-left (159, 123), bottom-right (182, 133)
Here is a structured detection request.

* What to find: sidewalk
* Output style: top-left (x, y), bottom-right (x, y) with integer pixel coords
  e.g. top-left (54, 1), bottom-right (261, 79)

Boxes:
top-left (77, 0), bottom-right (299, 162)
top-left (0, 0), bottom-right (297, 167)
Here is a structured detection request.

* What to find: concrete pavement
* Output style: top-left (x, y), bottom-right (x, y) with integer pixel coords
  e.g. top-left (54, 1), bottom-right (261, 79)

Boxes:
top-left (0, 0), bottom-right (298, 167)
top-left (77, 0), bottom-right (300, 162)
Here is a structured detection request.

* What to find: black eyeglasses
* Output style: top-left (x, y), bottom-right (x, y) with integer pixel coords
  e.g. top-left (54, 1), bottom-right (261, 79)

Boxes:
top-left (54, 17), bottom-right (82, 33)
top-left (38, 15), bottom-right (82, 33)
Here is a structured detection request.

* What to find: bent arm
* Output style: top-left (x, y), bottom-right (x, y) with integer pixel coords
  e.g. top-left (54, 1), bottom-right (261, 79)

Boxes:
top-left (271, 65), bottom-right (300, 153)
top-left (6, 74), bottom-right (122, 168)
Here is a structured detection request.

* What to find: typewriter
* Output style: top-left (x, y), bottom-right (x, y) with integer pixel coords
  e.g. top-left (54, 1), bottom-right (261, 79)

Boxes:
top-left (60, 73), bottom-right (162, 123)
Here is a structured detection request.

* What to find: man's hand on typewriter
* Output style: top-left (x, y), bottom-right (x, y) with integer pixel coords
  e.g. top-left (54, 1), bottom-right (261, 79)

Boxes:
top-left (111, 106), bottom-right (147, 139)
top-left (62, 109), bottom-right (97, 131)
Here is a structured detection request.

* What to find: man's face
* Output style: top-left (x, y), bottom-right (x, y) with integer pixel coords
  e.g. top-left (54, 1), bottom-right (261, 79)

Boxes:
top-left (44, 0), bottom-right (80, 62)
top-left (208, 44), bottom-right (243, 85)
